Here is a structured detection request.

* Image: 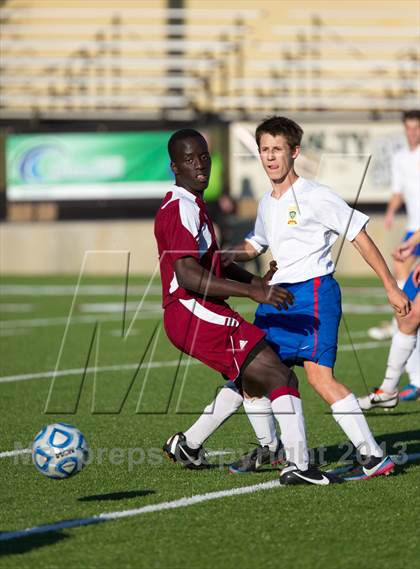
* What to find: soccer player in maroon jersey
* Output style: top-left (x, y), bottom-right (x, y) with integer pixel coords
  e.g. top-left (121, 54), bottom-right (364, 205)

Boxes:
top-left (154, 129), bottom-right (336, 485)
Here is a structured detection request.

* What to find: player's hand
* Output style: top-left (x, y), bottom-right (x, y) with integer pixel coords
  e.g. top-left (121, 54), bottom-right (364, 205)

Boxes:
top-left (220, 250), bottom-right (238, 268)
top-left (262, 260), bottom-right (278, 284)
top-left (392, 242), bottom-right (414, 262)
top-left (249, 281), bottom-right (294, 310)
top-left (413, 265), bottom-right (420, 287)
top-left (386, 286), bottom-right (411, 316)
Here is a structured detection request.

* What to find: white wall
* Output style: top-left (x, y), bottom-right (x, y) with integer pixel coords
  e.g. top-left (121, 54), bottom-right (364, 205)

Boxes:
top-left (0, 215), bottom-right (409, 276)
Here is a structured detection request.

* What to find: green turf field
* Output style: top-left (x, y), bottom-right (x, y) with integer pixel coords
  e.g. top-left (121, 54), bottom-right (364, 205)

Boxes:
top-left (1, 274), bottom-right (419, 569)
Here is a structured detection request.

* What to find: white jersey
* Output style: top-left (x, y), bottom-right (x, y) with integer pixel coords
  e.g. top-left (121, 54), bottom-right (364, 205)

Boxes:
top-left (391, 146), bottom-right (420, 232)
top-left (245, 177), bottom-right (369, 284)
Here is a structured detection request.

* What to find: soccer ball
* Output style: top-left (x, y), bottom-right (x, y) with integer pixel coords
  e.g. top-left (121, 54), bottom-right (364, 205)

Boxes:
top-left (31, 423), bottom-right (89, 479)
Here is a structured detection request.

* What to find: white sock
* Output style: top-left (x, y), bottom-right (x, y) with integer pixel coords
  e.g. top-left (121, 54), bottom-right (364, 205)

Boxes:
top-left (405, 330), bottom-right (420, 388)
top-left (184, 382), bottom-right (243, 449)
top-left (331, 393), bottom-right (383, 458)
top-left (243, 397), bottom-right (279, 451)
top-left (270, 389), bottom-right (309, 470)
top-left (391, 317), bottom-right (398, 334)
top-left (380, 331), bottom-right (417, 393)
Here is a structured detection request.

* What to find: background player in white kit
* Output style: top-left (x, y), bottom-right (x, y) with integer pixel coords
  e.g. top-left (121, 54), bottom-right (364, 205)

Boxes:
top-left (384, 110), bottom-right (420, 286)
top-left (368, 110), bottom-right (420, 399)
top-left (359, 230), bottom-right (420, 409)
top-left (166, 116), bottom-right (410, 481)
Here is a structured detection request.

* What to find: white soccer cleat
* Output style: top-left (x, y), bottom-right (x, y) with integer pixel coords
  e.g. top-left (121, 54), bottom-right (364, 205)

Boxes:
top-left (358, 389), bottom-right (399, 410)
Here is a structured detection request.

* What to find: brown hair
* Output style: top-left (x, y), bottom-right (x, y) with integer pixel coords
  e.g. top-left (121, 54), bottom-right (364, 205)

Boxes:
top-left (255, 116), bottom-right (303, 149)
top-left (402, 110), bottom-right (420, 122)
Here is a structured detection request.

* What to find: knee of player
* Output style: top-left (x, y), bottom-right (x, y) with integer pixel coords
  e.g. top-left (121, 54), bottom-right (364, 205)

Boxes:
top-left (306, 371), bottom-right (320, 388)
top-left (304, 364), bottom-right (330, 388)
top-left (397, 306), bottom-right (420, 334)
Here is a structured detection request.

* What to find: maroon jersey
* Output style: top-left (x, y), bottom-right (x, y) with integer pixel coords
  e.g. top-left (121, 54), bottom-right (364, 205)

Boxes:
top-left (154, 185), bottom-right (225, 309)
top-left (154, 184), bottom-right (266, 380)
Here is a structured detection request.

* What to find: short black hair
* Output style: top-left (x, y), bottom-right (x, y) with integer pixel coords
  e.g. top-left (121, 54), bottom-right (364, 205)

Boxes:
top-left (402, 110), bottom-right (420, 122)
top-left (168, 129), bottom-right (206, 161)
top-left (255, 116), bottom-right (303, 149)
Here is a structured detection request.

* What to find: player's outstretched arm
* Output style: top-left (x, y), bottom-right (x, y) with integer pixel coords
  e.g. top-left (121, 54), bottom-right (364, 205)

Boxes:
top-left (224, 259), bottom-right (277, 286)
top-left (174, 256), bottom-right (292, 309)
top-left (221, 240), bottom-right (261, 267)
top-left (352, 229), bottom-right (411, 316)
top-left (384, 193), bottom-right (404, 229)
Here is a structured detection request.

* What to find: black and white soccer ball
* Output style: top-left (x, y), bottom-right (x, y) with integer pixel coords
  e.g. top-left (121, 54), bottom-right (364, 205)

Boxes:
top-left (31, 423), bottom-right (89, 479)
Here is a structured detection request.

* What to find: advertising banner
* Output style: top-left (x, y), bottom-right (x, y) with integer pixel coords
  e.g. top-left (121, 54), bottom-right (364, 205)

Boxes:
top-left (6, 131), bottom-right (222, 202)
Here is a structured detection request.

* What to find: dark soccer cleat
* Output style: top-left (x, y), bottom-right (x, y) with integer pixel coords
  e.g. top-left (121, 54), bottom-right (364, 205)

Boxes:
top-left (163, 432), bottom-right (210, 470)
top-left (229, 441), bottom-right (285, 474)
top-left (279, 462), bottom-right (340, 485)
top-left (340, 455), bottom-right (395, 481)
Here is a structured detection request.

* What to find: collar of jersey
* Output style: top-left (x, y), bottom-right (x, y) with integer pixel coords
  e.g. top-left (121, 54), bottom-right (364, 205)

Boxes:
top-left (269, 176), bottom-right (306, 199)
top-left (173, 185), bottom-right (199, 202)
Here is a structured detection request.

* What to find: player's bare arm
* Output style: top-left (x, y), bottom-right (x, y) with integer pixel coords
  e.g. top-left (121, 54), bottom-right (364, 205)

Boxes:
top-left (224, 260), bottom-right (286, 306)
top-left (221, 240), bottom-right (261, 267)
top-left (224, 257), bottom-right (279, 292)
top-left (384, 193), bottom-right (404, 229)
top-left (352, 229), bottom-right (411, 315)
top-left (223, 259), bottom-right (277, 285)
top-left (174, 256), bottom-right (293, 309)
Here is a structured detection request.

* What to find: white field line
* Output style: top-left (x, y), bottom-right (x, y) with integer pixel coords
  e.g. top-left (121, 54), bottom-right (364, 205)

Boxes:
top-left (79, 302), bottom-right (162, 313)
top-left (0, 448), bottom-right (418, 542)
top-left (0, 284), bottom-right (385, 297)
top-left (0, 312), bottom-right (160, 329)
top-left (0, 304), bottom-right (35, 312)
top-left (0, 303), bottom-right (392, 330)
top-left (0, 284), bottom-right (162, 296)
top-left (342, 303), bottom-right (391, 314)
top-left (0, 480), bottom-right (281, 542)
top-left (0, 359), bottom-right (197, 384)
top-left (0, 329), bottom-right (32, 337)
top-left (0, 340), bottom-right (389, 385)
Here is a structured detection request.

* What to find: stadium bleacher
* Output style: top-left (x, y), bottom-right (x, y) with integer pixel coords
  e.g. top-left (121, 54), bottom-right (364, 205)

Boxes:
top-left (0, 0), bottom-right (418, 274)
top-left (0, 0), bottom-right (418, 119)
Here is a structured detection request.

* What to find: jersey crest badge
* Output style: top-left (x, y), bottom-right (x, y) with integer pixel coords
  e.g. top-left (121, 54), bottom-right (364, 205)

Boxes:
top-left (287, 205), bottom-right (298, 225)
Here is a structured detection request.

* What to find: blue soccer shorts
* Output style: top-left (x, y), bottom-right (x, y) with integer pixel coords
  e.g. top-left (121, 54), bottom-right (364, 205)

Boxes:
top-left (403, 268), bottom-right (420, 301)
top-left (254, 274), bottom-right (342, 368)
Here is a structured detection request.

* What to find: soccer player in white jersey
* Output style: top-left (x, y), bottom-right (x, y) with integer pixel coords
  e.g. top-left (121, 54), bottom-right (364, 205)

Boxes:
top-left (384, 110), bottom-right (420, 285)
top-left (368, 110), bottom-right (420, 343)
top-left (169, 116), bottom-right (410, 481)
top-left (359, 230), bottom-right (420, 409)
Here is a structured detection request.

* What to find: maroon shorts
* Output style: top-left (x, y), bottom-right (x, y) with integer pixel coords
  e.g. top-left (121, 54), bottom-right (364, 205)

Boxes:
top-left (163, 298), bottom-right (266, 380)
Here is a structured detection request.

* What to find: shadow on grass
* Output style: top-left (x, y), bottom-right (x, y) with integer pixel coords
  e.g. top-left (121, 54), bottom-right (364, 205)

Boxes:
top-left (0, 531), bottom-right (69, 556)
top-left (79, 489), bottom-right (155, 502)
top-left (236, 429), bottom-right (420, 472)
top-left (364, 410), bottom-right (420, 417)
top-left (313, 429), bottom-right (420, 466)
top-left (324, 409), bottom-right (420, 418)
